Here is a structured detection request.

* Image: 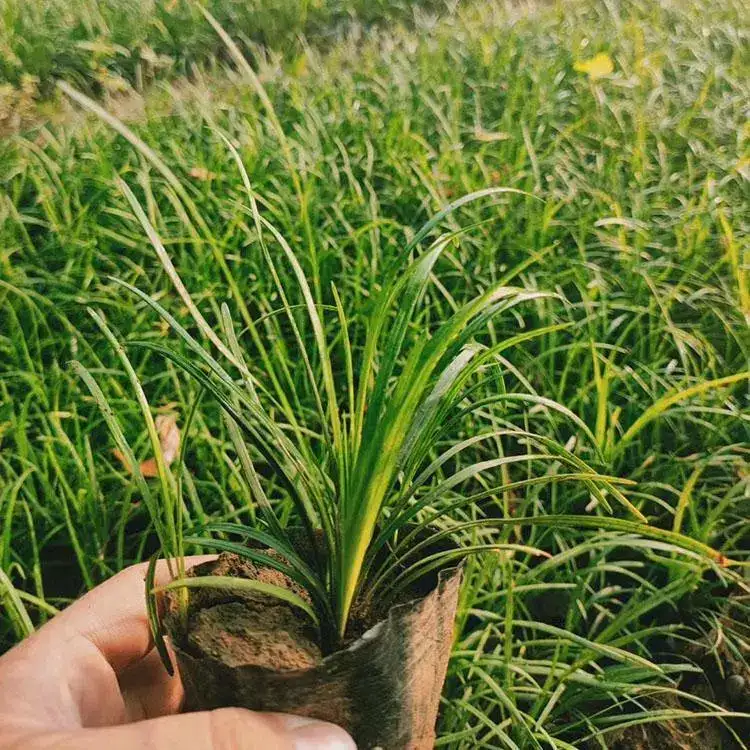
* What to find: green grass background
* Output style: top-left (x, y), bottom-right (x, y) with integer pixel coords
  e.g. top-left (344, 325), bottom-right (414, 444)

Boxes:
top-left (1, 0), bottom-right (749, 746)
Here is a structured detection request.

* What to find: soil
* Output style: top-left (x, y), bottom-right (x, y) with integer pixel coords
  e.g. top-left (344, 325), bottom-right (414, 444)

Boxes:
top-left (178, 553), bottom-right (322, 672)
top-left (169, 523), bottom-right (458, 671)
top-left (175, 549), bottom-right (430, 671)
top-left (165, 542), bottom-right (463, 749)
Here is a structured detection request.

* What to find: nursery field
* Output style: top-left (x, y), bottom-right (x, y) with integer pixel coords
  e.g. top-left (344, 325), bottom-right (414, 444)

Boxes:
top-left (1, 0), bottom-right (749, 747)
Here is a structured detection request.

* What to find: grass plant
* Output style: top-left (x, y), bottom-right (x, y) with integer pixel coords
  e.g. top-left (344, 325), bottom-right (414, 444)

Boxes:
top-left (1, 0), bottom-right (749, 745)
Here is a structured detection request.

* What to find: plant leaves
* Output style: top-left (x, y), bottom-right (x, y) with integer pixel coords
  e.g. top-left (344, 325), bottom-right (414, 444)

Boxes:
top-left (145, 553), bottom-right (174, 676)
top-left (154, 574), bottom-right (319, 625)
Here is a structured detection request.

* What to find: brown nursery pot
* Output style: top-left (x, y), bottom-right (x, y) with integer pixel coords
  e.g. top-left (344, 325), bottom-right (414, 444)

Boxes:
top-left (165, 551), bottom-right (463, 750)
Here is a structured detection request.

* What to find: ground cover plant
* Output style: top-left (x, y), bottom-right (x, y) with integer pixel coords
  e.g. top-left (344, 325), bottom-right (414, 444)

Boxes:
top-left (1, 0), bottom-right (749, 746)
top-left (0, 0), bottom-right (443, 130)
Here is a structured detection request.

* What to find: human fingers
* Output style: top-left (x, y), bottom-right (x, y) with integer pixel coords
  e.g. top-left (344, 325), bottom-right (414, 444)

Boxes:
top-left (6, 708), bottom-right (356, 750)
top-left (0, 556), bottom-right (213, 729)
top-left (36, 555), bottom-right (215, 673)
top-left (117, 641), bottom-right (184, 720)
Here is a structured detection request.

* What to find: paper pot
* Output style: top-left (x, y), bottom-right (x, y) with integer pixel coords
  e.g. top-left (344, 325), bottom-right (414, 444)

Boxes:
top-left (166, 554), bottom-right (463, 750)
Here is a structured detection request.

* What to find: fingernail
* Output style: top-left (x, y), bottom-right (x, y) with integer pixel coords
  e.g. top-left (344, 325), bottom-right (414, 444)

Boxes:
top-left (277, 715), bottom-right (357, 749)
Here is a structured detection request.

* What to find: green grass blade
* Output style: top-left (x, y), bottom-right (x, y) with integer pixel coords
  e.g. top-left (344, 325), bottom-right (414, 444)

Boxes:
top-left (145, 553), bottom-right (174, 675)
top-left (155, 575), bottom-right (319, 626)
top-left (116, 178), bottom-right (239, 368)
top-left (70, 360), bottom-right (173, 559)
top-left (0, 566), bottom-right (34, 638)
top-left (618, 372), bottom-right (750, 450)
top-left (88, 309), bottom-right (181, 563)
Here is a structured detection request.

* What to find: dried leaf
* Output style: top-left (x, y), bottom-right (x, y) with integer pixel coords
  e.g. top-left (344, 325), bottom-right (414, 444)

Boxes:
top-left (139, 45), bottom-right (174, 69)
top-left (113, 414), bottom-right (180, 478)
top-left (574, 53), bottom-right (614, 80)
top-left (189, 167), bottom-right (216, 181)
top-left (473, 126), bottom-right (510, 143)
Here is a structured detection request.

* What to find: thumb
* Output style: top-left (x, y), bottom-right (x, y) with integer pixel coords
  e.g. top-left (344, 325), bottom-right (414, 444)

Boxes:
top-left (36, 708), bottom-right (356, 750)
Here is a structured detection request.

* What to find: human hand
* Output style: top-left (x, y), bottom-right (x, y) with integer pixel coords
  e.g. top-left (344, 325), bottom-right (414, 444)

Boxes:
top-left (0, 557), bottom-right (355, 749)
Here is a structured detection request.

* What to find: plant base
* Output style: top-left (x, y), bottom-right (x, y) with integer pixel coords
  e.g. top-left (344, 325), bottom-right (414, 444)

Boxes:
top-left (167, 554), bottom-right (463, 750)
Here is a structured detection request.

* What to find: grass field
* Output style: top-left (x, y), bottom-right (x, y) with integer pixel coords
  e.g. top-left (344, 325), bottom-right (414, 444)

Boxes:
top-left (0, 0), bottom-right (442, 125)
top-left (1, 0), bottom-right (749, 746)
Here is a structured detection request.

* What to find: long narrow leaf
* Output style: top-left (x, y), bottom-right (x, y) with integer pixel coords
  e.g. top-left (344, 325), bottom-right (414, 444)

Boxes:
top-left (155, 575), bottom-right (319, 625)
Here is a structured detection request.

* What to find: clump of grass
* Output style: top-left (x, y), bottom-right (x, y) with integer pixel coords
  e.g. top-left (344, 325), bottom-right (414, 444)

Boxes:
top-left (77, 166), bottom-right (740, 658)
top-left (75, 173), bottom-right (650, 647)
top-left (0, 0), bottom-right (445, 103)
top-left (2, 0), bottom-right (749, 744)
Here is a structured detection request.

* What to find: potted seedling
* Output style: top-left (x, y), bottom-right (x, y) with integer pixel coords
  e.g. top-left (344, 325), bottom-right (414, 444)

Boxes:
top-left (75, 176), bottom-right (635, 749)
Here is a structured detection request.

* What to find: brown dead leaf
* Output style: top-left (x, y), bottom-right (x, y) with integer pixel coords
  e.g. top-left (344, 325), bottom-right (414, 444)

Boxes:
top-left (113, 414), bottom-right (180, 478)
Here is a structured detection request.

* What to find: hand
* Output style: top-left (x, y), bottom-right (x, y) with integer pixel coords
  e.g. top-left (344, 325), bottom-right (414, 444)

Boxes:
top-left (0, 557), bottom-right (355, 749)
